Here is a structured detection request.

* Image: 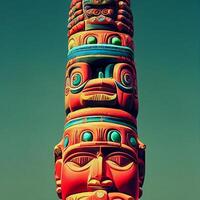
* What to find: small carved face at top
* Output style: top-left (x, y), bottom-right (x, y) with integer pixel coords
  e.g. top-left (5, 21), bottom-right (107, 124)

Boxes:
top-left (83, 0), bottom-right (117, 19)
top-left (65, 60), bottom-right (138, 116)
top-left (68, 0), bottom-right (133, 36)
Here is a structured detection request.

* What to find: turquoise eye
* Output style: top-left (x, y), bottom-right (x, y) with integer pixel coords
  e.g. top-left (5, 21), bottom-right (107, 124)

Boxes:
top-left (107, 130), bottom-right (121, 143)
top-left (71, 73), bottom-right (82, 87)
top-left (130, 137), bottom-right (137, 147)
top-left (82, 131), bottom-right (93, 142)
top-left (87, 36), bottom-right (97, 44)
top-left (122, 72), bottom-right (133, 86)
top-left (64, 136), bottom-right (69, 148)
top-left (111, 37), bottom-right (121, 45)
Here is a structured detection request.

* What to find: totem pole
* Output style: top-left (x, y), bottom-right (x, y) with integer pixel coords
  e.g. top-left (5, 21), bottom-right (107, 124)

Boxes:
top-left (54, 1), bottom-right (146, 200)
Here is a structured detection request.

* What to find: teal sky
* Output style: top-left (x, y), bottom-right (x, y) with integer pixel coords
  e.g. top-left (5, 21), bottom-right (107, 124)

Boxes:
top-left (0, 0), bottom-right (199, 200)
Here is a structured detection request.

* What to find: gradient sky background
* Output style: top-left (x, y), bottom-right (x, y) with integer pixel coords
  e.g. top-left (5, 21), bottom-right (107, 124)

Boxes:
top-left (0, 0), bottom-right (199, 200)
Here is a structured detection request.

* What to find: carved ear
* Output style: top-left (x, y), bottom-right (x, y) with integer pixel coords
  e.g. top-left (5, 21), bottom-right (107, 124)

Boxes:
top-left (54, 144), bottom-right (63, 199)
top-left (138, 140), bottom-right (146, 198)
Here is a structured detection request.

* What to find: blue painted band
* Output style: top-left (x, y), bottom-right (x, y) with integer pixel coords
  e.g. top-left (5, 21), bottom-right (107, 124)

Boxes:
top-left (67, 44), bottom-right (134, 61)
top-left (65, 116), bottom-right (137, 133)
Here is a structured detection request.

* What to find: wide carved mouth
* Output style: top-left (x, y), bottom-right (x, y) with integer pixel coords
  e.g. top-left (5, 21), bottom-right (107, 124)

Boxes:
top-left (83, 84), bottom-right (116, 93)
top-left (81, 93), bottom-right (117, 102)
top-left (81, 83), bottom-right (117, 103)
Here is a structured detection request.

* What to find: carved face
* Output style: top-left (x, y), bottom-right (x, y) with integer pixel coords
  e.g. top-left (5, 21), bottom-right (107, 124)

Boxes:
top-left (83, 0), bottom-right (117, 20)
top-left (54, 122), bottom-right (145, 200)
top-left (61, 146), bottom-right (138, 200)
top-left (68, 30), bottom-right (133, 50)
top-left (68, 0), bottom-right (133, 36)
top-left (65, 60), bottom-right (138, 116)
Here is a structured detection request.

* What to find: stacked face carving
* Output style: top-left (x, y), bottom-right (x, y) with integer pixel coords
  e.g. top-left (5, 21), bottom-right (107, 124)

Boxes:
top-left (54, 1), bottom-right (146, 200)
top-left (68, 0), bottom-right (133, 37)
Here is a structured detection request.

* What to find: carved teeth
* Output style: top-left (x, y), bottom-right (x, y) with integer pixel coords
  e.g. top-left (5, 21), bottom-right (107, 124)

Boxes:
top-left (81, 93), bottom-right (117, 102)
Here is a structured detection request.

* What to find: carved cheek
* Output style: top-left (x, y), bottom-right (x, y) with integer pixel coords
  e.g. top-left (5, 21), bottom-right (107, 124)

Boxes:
top-left (69, 93), bottom-right (82, 111)
top-left (61, 162), bottom-right (90, 198)
top-left (117, 89), bottom-right (133, 108)
top-left (106, 161), bottom-right (138, 195)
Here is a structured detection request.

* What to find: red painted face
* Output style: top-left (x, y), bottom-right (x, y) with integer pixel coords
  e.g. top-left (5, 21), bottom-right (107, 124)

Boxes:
top-left (65, 61), bottom-right (138, 116)
top-left (54, 122), bottom-right (145, 200)
top-left (61, 146), bottom-right (138, 200)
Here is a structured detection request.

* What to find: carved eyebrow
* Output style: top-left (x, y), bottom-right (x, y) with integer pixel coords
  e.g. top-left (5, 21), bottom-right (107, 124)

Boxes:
top-left (64, 147), bottom-right (100, 161)
top-left (106, 151), bottom-right (136, 162)
top-left (66, 65), bottom-right (81, 77)
top-left (70, 156), bottom-right (94, 167)
top-left (64, 151), bottom-right (97, 164)
top-left (107, 154), bottom-right (136, 167)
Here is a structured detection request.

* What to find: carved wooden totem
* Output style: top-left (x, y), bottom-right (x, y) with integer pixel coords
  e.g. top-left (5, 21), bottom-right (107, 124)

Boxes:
top-left (54, 1), bottom-right (146, 200)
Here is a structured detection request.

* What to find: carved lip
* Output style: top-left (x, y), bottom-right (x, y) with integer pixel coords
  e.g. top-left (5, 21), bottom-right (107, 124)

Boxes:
top-left (81, 93), bottom-right (117, 102)
top-left (82, 86), bottom-right (116, 94)
top-left (82, 84), bottom-right (117, 102)
top-left (81, 81), bottom-right (117, 103)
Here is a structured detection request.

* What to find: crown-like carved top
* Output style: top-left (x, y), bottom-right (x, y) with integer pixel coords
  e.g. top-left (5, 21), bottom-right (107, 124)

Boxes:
top-left (68, 0), bottom-right (133, 37)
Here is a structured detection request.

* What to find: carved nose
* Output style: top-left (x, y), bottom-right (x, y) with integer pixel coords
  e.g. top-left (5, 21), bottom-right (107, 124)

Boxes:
top-left (88, 179), bottom-right (113, 187)
top-left (89, 156), bottom-right (103, 181)
top-left (83, 78), bottom-right (116, 92)
top-left (98, 71), bottom-right (104, 78)
top-left (88, 156), bottom-right (113, 188)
